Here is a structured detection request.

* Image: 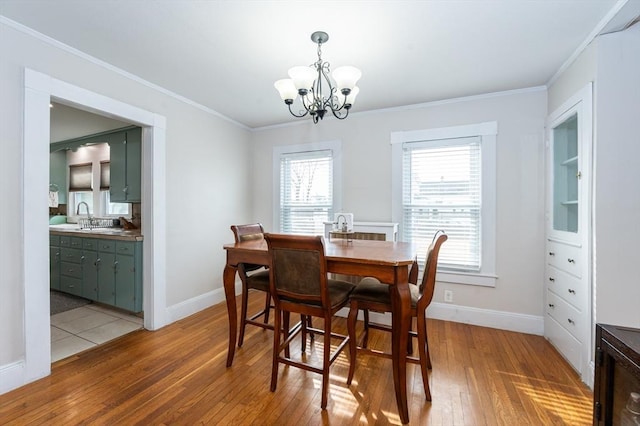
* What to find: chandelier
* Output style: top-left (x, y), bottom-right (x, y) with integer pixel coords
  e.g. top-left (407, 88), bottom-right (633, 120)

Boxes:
top-left (274, 31), bottom-right (361, 124)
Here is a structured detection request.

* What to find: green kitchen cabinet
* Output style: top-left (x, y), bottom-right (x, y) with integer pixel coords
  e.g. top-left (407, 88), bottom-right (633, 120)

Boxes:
top-left (49, 233), bottom-right (143, 313)
top-left (49, 235), bottom-right (61, 290)
top-left (81, 238), bottom-right (99, 301)
top-left (49, 150), bottom-right (67, 204)
top-left (109, 127), bottom-right (142, 203)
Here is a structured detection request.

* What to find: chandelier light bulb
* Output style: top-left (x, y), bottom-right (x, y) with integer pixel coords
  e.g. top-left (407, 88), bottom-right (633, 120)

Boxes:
top-left (332, 66), bottom-right (362, 92)
top-left (288, 66), bottom-right (316, 92)
top-left (274, 79), bottom-right (298, 102)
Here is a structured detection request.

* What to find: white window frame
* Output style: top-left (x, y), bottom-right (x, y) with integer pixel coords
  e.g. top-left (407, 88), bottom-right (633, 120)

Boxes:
top-left (273, 140), bottom-right (342, 234)
top-left (391, 122), bottom-right (497, 287)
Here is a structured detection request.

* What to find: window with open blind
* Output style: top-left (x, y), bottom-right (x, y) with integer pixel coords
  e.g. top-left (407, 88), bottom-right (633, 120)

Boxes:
top-left (279, 149), bottom-right (334, 235)
top-left (402, 137), bottom-right (482, 272)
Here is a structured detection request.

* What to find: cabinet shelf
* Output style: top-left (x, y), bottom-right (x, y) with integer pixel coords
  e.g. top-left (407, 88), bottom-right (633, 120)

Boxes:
top-left (561, 156), bottom-right (578, 166)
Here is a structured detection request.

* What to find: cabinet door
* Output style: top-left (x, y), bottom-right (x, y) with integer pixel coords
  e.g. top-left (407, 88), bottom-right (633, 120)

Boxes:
top-left (97, 252), bottom-right (116, 305)
top-left (82, 250), bottom-right (99, 301)
top-left (109, 128), bottom-right (141, 202)
top-left (125, 127), bottom-right (142, 202)
top-left (115, 254), bottom-right (136, 312)
top-left (49, 150), bottom-right (67, 204)
top-left (109, 132), bottom-right (128, 202)
top-left (50, 246), bottom-right (61, 290)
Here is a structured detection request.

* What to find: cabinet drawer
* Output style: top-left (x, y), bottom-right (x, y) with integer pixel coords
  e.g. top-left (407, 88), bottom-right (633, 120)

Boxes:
top-left (116, 241), bottom-right (136, 255)
top-left (546, 290), bottom-right (584, 342)
top-left (545, 315), bottom-right (582, 372)
top-left (547, 240), bottom-right (581, 277)
top-left (82, 238), bottom-right (98, 251)
top-left (60, 261), bottom-right (82, 279)
top-left (60, 276), bottom-right (82, 296)
top-left (546, 265), bottom-right (586, 311)
top-left (97, 240), bottom-right (116, 253)
top-left (50, 235), bottom-right (60, 246)
top-left (60, 248), bottom-right (83, 264)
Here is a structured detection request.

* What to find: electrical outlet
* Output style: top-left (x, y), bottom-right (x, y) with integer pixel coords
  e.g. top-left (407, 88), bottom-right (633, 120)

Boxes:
top-left (444, 289), bottom-right (453, 303)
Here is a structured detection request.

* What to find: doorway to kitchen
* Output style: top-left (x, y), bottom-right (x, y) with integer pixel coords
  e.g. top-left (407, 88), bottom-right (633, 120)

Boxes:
top-left (22, 69), bottom-right (167, 387)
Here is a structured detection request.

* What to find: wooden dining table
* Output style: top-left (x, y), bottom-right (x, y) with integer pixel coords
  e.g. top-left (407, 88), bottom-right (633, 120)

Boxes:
top-left (222, 237), bottom-right (418, 424)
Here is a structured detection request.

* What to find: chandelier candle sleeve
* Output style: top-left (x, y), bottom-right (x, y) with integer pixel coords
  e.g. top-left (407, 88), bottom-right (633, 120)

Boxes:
top-left (274, 31), bottom-right (362, 123)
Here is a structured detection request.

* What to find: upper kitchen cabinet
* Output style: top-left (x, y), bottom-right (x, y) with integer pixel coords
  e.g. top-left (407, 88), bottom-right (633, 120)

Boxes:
top-left (108, 127), bottom-right (142, 203)
top-left (49, 150), bottom-right (67, 204)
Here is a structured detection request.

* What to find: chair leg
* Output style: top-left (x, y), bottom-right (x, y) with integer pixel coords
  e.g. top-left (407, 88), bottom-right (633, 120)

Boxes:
top-left (425, 320), bottom-right (432, 369)
top-left (271, 307), bottom-right (281, 392)
top-left (321, 314), bottom-right (332, 409)
top-left (283, 311), bottom-right (291, 359)
top-left (263, 292), bottom-right (271, 324)
top-left (347, 302), bottom-right (358, 385)
top-left (238, 283), bottom-right (249, 347)
top-left (416, 313), bottom-right (432, 401)
top-left (301, 314), bottom-right (307, 353)
top-left (362, 309), bottom-right (370, 348)
top-left (407, 320), bottom-right (414, 354)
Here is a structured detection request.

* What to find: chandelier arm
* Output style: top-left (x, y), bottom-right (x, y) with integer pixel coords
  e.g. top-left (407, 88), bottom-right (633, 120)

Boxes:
top-left (288, 102), bottom-right (309, 118)
top-left (331, 107), bottom-right (350, 120)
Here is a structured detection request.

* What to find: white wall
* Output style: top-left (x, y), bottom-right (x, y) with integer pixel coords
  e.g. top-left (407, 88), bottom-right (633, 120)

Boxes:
top-left (251, 89), bottom-right (548, 328)
top-left (592, 23), bottom-right (640, 328)
top-left (0, 19), bottom-right (252, 389)
top-left (548, 23), bottom-right (640, 329)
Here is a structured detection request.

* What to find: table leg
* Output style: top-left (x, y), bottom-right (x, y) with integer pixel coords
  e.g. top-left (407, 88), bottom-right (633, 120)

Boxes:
top-left (223, 264), bottom-right (238, 367)
top-left (391, 282), bottom-right (411, 424)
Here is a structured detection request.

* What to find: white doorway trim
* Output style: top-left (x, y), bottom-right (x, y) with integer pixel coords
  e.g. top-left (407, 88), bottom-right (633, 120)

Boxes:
top-left (22, 68), bottom-right (167, 385)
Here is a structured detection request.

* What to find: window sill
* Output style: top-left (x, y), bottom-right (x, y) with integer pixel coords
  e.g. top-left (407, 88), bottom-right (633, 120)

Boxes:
top-left (437, 271), bottom-right (497, 287)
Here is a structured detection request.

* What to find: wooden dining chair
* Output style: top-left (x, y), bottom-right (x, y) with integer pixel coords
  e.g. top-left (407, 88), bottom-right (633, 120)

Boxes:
top-left (346, 230), bottom-right (447, 401)
top-left (264, 233), bottom-right (355, 409)
top-left (230, 223), bottom-right (273, 347)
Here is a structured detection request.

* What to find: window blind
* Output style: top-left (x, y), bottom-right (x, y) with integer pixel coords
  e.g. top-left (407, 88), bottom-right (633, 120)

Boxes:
top-left (68, 163), bottom-right (93, 192)
top-left (279, 149), bottom-right (333, 235)
top-left (100, 161), bottom-right (110, 190)
top-left (402, 137), bottom-right (481, 271)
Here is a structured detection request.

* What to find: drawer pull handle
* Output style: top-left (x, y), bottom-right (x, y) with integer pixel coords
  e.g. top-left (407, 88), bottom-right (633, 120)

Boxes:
top-left (568, 289), bottom-right (576, 294)
top-left (567, 318), bottom-right (575, 325)
top-left (548, 303), bottom-right (554, 308)
top-left (549, 277), bottom-right (555, 282)
top-left (567, 258), bottom-right (575, 263)
top-left (549, 252), bottom-right (555, 256)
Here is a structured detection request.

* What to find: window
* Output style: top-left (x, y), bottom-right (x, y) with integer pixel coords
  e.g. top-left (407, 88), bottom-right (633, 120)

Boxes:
top-left (273, 141), bottom-right (342, 235)
top-left (69, 163), bottom-right (93, 216)
top-left (67, 149), bottom-right (131, 220)
top-left (392, 122), bottom-right (497, 287)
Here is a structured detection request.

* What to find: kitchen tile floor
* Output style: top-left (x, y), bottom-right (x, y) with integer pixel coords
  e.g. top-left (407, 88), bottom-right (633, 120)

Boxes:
top-left (50, 303), bottom-right (143, 362)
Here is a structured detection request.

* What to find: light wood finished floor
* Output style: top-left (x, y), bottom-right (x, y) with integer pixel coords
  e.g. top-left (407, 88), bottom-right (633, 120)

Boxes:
top-left (1, 291), bottom-right (593, 425)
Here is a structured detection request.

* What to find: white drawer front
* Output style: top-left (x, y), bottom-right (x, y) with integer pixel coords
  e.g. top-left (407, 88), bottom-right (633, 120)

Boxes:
top-left (547, 265), bottom-right (587, 311)
top-left (547, 240), bottom-right (581, 277)
top-left (546, 290), bottom-right (585, 342)
top-left (545, 315), bottom-right (582, 373)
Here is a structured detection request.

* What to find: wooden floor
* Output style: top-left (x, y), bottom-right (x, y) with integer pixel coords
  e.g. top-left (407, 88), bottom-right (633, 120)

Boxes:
top-left (1, 291), bottom-right (593, 425)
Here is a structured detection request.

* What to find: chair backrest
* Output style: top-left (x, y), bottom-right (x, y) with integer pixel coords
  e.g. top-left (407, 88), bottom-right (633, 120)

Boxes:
top-left (417, 230), bottom-right (448, 311)
top-left (231, 223), bottom-right (265, 243)
top-left (231, 224), bottom-right (266, 272)
top-left (264, 233), bottom-right (330, 307)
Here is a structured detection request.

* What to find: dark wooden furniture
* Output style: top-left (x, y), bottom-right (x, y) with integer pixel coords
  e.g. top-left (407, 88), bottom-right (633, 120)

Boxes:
top-left (593, 323), bottom-right (640, 425)
top-left (264, 233), bottom-right (355, 409)
top-left (347, 231), bottom-right (447, 401)
top-left (223, 238), bottom-right (417, 424)
top-left (230, 224), bottom-right (272, 347)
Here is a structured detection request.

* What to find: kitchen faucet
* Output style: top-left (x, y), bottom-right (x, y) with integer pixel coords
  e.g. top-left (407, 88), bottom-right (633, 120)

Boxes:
top-left (76, 201), bottom-right (91, 219)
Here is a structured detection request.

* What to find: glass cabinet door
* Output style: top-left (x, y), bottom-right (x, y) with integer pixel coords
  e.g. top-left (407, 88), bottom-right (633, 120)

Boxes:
top-left (552, 113), bottom-right (579, 234)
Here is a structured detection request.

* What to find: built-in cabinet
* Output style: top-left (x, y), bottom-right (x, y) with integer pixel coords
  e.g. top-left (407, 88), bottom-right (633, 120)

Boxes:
top-left (49, 150), bottom-right (67, 204)
top-left (109, 127), bottom-right (142, 203)
top-left (49, 126), bottom-right (142, 203)
top-left (50, 233), bottom-right (143, 313)
top-left (544, 83), bottom-right (593, 384)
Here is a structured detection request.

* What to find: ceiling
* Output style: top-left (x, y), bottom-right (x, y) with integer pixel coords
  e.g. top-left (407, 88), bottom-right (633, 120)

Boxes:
top-left (2, 0), bottom-right (639, 129)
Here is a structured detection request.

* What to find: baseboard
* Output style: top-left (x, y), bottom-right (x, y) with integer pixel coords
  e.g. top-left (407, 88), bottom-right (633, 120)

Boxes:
top-left (166, 281), bottom-right (242, 324)
top-left (0, 361), bottom-right (26, 395)
top-left (337, 302), bottom-right (544, 336)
